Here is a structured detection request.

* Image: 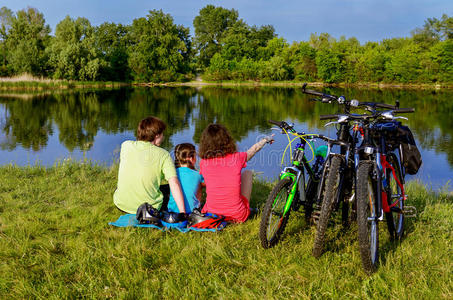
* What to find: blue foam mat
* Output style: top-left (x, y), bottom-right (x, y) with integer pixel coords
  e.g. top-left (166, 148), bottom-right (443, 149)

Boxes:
top-left (109, 214), bottom-right (223, 232)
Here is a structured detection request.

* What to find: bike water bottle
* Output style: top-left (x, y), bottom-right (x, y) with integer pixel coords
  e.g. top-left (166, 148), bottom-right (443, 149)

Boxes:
top-left (313, 145), bottom-right (328, 176)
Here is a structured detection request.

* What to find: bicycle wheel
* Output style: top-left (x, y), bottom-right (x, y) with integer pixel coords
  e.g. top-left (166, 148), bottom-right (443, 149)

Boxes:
top-left (385, 153), bottom-right (404, 240)
top-left (302, 177), bottom-right (318, 223)
top-left (259, 178), bottom-right (293, 248)
top-left (312, 155), bottom-right (342, 258)
top-left (357, 161), bottom-right (379, 274)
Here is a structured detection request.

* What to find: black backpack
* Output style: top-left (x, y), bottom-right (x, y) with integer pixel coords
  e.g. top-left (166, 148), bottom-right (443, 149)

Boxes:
top-left (397, 125), bottom-right (422, 175)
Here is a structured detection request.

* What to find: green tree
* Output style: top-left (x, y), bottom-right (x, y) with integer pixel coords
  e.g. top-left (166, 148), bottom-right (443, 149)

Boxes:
top-left (429, 40), bottom-right (453, 82)
top-left (47, 16), bottom-right (101, 80)
top-left (0, 6), bottom-right (13, 74)
top-left (285, 42), bottom-right (317, 81)
top-left (94, 22), bottom-right (130, 81)
top-left (193, 5), bottom-right (238, 69)
top-left (220, 21), bottom-right (275, 61)
top-left (412, 14), bottom-right (453, 46)
top-left (384, 39), bottom-right (421, 83)
top-left (355, 42), bottom-right (387, 82)
top-left (127, 10), bottom-right (191, 82)
top-left (335, 37), bottom-right (361, 83)
top-left (6, 7), bottom-right (50, 76)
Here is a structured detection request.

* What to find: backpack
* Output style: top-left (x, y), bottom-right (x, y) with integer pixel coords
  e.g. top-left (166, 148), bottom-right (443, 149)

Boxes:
top-left (397, 125), bottom-right (422, 175)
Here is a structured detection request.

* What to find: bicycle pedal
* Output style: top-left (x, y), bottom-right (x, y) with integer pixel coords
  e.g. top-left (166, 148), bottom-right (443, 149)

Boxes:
top-left (311, 210), bottom-right (321, 225)
top-left (403, 206), bottom-right (417, 218)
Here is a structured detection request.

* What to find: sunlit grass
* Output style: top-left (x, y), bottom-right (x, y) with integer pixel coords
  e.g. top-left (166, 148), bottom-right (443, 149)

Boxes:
top-left (0, 74), bottom-right (126, 90)
top-left (0, 73), bottom-right (59, 83)
top-left (0, 162), bottom-right (451, 298)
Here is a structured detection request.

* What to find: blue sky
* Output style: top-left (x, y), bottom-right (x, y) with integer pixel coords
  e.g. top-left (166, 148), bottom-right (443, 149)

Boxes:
top-left (3, 0), bottom-right (452, 43)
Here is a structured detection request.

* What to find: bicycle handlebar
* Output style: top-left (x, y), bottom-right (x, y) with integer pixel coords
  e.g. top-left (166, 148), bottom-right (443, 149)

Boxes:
top-left (393, 108), bottom-right (415, 113)
top-left (302, 83), bottom-right (337, 101)
top-left (359, 102), bottom-right (396, 110)
top-left (268, 119), bottom-right (283, 127)
top-left (302, 83), bottom-right (401, 111)
top-left (319, 114), bottom-right (339, 120)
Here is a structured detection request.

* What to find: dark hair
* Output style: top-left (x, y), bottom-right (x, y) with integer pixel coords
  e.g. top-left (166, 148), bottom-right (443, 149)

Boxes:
top-left (174, 143), bottom-right (196, 169)
top-left (137, 116), bottom-right (166, 142)
top-left (199, 124), bottom-right (237, 159)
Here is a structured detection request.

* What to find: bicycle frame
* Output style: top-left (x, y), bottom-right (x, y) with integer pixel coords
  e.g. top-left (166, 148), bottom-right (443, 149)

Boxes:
top-left (279, 139), bottom-right (319, 217)
top-left (315, 122), bottom-right (357, 208)
top-left (359, 126), bottom-right (406, 220)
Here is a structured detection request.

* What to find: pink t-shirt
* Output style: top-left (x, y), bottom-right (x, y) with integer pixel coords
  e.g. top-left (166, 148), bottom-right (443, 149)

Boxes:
top-left (200, 152), bottom-right (250, 223)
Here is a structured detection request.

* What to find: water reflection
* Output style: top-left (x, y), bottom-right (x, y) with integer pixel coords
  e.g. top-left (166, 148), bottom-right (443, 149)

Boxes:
top-left (0, 87), bottom-right (452, 188)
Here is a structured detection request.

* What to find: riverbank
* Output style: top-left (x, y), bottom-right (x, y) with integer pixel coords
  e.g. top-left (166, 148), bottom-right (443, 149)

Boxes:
top-left (0, 74), bottom-right (128, 91)
top-left (1, 74), bottom-right (452, 91)
top-left (0, 162), bottom-right (451, 298)
top-left (142, 80), bottom-right (453, 90)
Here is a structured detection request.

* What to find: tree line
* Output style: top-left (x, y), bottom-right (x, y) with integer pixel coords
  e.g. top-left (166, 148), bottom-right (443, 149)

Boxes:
top-left (0, 5), bottom-right (451, 83)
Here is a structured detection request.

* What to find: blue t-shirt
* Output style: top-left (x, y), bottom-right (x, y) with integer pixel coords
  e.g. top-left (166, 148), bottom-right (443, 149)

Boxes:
top-left (168, 167), bottom-right (204, 213)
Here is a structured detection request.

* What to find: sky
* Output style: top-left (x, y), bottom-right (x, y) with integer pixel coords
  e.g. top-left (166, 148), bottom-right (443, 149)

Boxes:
top-left (2, 0), bottom-right (452, 43)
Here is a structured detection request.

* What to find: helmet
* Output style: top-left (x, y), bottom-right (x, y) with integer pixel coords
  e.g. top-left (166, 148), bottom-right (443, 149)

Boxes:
top-left (136, 203), bottom-right (161, 226)
top-left (188, 208), bottom-right (213, 226)
top-left (161, 211), bottom-right (188, 228)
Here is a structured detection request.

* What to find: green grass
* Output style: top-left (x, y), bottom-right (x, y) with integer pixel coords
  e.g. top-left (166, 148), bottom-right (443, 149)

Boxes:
top-left (0, 75), bottom-right (128, 90)
top-left (0, 162), bottom-right (452, 299)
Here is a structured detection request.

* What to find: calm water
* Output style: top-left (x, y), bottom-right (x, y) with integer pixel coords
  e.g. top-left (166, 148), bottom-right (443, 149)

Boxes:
top-left (1, 87), bottom-right (452, 190)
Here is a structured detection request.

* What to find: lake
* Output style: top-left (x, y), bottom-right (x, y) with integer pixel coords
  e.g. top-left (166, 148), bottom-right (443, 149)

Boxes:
top-left (1, 86), bottom-right (452, 190)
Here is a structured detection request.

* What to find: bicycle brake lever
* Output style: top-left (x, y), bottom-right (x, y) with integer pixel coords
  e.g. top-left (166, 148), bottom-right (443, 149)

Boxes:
top-left (382, 111), bottom-right (408, 121)
top-left (324, 121), bottom-right (338, 127)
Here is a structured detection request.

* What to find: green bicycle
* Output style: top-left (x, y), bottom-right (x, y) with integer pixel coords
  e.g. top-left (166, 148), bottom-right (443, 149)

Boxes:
top-left (259, 120), bottom-right (332, 248)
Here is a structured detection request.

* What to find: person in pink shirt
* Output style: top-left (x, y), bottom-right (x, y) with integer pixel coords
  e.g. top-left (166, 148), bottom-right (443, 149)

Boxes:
top-left (198, 124), bottom-right (273, 223)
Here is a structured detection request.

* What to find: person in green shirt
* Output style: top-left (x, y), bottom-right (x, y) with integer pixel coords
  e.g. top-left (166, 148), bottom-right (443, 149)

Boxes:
top-left (113, 116), bottom-right (186, 214)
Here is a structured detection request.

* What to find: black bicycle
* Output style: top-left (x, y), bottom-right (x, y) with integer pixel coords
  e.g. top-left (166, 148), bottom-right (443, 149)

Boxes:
top-left (259, 120), bottom-right (334, 248)
top-left (302, 84), bottom-right (399, 258)
top-left (355, 107), bottom-right (419, 273)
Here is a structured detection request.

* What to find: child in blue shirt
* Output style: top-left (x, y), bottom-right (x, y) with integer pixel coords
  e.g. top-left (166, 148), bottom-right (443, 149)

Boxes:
top-left (168, 143), bottom-right (204, 213)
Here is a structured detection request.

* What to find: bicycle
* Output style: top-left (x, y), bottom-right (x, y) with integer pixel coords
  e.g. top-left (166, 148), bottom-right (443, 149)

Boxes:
top-left (259, 120), bottom-right (334, 249)
top-left (302, 84), bottom-right (398, 258)
top-left (355, 107), bottom-right (418, 273)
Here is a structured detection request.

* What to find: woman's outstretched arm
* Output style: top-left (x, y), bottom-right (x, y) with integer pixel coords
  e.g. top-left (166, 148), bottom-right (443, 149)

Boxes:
top-left (246, 135), bottom-right (274, 161)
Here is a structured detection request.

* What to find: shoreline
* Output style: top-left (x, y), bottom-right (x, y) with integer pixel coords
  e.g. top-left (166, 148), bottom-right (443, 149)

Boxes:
top-left (1, 79), bottom-right (452, 91)
top-left (135, 80), bottom-right (452, 90)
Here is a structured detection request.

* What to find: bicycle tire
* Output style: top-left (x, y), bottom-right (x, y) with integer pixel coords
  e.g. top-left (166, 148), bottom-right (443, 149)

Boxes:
top-left (303, 177), bottom-right (317, 223)
top-left (259, 178), bottom-right (293, 249)
top-left (357, 161), bottom-right (379, 274)
top-left (385, 153), bottom-right (404, 240)
top-left (312, 155), bottom-right (342, 258)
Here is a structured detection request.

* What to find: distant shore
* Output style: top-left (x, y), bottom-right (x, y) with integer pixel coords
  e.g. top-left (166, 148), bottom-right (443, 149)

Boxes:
top-left (138, 80), bottom-right (452, 90)
top-left (1, 74), bottom-right (452, 91)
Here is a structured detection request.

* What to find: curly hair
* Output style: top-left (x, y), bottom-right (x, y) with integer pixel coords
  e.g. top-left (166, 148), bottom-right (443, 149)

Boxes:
top-left (174, 143), bottom-right (196, 169)
top-left (137, 116), bottom-right (166, 143)
top-left (199, 124), bottom-right (237, 159)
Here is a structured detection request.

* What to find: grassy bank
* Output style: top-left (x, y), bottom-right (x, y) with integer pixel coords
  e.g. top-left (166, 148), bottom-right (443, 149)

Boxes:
top-left (0, 75), bottom-right (128, 90)
top-left (167, 80), bottom-right (453, 90)
top-left (0, 162), bottom-right (452, 299)
top-left (1, 74), bottom-right (452, 91)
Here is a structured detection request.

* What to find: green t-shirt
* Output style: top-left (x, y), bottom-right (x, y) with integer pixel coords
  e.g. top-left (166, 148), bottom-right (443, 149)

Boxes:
top-left (113, 140), bottom-right (177, 213)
